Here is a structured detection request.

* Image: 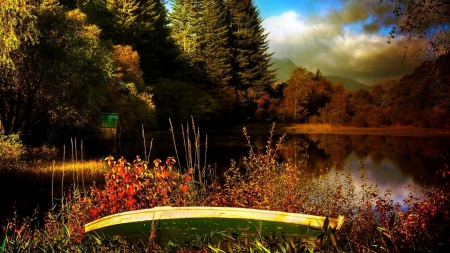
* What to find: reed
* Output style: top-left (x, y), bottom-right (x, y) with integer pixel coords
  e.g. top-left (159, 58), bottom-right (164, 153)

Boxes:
top-left (169, 118), bottom-right (181, 173)
top-left (181, 117), bottom-right (208, 191)
top-left (81, 140), bottom-right (85, 191)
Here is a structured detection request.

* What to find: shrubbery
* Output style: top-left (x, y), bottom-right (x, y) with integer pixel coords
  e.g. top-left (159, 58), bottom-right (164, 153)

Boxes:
top-left (0, 131), bottom-right (24, 169)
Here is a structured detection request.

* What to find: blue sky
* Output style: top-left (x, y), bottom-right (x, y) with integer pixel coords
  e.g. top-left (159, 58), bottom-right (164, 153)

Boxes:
top-left (254, 0), bottom-right (424, 85)
top-left (255, 0), bottom-right (341, 18)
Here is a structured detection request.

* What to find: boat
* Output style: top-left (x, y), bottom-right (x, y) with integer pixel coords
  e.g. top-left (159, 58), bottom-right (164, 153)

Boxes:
top-left (84, 206), bottom-right (345, 245)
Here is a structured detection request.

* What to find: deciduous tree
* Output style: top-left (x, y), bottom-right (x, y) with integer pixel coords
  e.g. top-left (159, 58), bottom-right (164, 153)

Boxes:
top-left (322, 84), bottom-right (349, 126)
top-left (382, 0), bottom-right (450, 58)
top-left (0, 0), bottom-right (113, 143)
top-left (0, 0), bottom-right (39, 69)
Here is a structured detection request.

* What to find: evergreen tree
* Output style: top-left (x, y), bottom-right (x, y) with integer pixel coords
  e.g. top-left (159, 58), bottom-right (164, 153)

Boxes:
top-left (135, 0), bottom-right (180, 81)
top-left (226, 0), bottom-right (276, 94)
top-left (106, 0), bottom-right (140, 45)
top-left (82, 0), bottom-right (115, 41)
top-left (196, 0), bottom-right (232, 88)
top-left (105, 0), bottom-right (158, 46)
top-left (169, 0), bottom-right (200, 67)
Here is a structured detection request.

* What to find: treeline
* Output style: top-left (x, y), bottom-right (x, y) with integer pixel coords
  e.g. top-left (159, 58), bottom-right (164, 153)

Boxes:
top-left (1, 0), bottom-right (275, 146)
top-left (267, 53), bottom-right (450, 128)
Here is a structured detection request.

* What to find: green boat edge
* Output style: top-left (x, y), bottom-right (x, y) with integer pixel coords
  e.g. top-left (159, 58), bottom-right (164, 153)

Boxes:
top-left (84, 206), bottom-right (345, 245)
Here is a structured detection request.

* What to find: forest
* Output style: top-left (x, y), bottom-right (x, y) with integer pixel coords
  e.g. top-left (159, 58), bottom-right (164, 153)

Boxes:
top-left (1, 0), bottom-right (449, 149)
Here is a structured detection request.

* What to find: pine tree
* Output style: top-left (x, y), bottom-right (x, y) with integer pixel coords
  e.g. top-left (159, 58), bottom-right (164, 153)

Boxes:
top-left (105, 0), bottom-right (141, 45)
top-left (196, 0), bottom-right (232, 87)
top-left (169, 0), bottom-right (200, 66)
top-left (226, 0), bottom-right (276, 93)
top-left (135, 0), bottom-right (180, 81)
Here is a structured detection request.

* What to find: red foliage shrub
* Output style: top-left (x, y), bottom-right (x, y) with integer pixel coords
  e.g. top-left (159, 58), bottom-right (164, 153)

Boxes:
top-left (85, 160), bottom-right (195, 220)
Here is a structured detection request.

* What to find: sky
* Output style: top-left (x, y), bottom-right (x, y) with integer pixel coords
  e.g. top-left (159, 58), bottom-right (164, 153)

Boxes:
top-left (254, 0), bottom-right (425, 85)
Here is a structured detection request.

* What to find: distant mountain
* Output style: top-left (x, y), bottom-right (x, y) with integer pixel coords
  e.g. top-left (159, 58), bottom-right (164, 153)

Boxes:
top-left (372, 79), bottom-right (400, 91)
top-left (269, 58), bottom-right (371, 91)
top-left (270, 58), bottom-right (297, 83)
top-left (324, 76), bottom-right (371, 91)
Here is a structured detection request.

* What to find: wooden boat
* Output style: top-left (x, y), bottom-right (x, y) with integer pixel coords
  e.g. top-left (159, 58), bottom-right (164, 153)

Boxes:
top-left (84, 206), bottom-right (344, 245)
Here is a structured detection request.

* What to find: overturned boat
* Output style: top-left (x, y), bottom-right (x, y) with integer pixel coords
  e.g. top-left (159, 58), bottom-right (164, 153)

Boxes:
top-left (84, 206), bottom-right (345, 245)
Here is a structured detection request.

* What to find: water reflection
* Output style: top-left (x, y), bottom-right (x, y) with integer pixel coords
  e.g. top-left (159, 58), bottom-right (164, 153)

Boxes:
top-left (349, 154), bottom-right (418, 204)
top-left (120, 128), bottom-right (449, 204)
top-left (277, 133), bottom-right (449, 204)
top-left (282, 134), bottom-right (448, 186)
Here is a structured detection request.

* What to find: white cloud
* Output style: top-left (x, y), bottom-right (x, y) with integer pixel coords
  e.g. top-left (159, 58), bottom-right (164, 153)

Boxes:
top-left (264, 11), bottom-right (307, 39)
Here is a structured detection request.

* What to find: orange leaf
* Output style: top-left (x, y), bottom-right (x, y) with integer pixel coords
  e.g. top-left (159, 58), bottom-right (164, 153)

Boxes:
top-left (127, 197), bottom-right (134, 207)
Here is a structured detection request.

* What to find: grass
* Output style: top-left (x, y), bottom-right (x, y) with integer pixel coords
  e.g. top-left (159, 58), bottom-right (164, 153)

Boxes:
top-left (0, 159), bottom-right (109, 239)
top-left (1, 122), bottom-right (450, 252)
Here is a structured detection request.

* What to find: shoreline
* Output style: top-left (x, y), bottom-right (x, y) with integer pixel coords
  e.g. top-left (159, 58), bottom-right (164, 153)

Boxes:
top-left (280, 123), bottom-right (450, 136)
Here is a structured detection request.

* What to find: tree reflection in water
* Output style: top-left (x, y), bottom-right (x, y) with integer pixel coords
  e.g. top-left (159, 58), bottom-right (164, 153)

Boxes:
top-left (120, 128), bottom-right (449, 203)
top-left (277, 133), bottom-right (449, 203)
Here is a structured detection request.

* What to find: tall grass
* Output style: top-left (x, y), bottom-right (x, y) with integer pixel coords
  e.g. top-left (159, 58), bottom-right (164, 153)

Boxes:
top-left (35, 160), bottom-right (109, 178)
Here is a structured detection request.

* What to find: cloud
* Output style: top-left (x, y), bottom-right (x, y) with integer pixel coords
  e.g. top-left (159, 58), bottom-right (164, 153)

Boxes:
top-left (263, 4), bottom-right (423, 85)
top-left (328, 0), bottom-right (368, 24)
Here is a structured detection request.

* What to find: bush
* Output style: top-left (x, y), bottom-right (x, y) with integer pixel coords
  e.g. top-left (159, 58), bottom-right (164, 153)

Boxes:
top-left (0, 131), bottom-right (24, 168)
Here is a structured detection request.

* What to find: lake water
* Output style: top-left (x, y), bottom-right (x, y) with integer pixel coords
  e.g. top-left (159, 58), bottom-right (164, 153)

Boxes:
top-left (120, 124), bottom-right (450, 204)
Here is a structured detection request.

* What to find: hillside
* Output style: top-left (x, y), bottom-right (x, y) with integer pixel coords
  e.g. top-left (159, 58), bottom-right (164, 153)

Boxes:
top-left (325, 76), bottom-right (371, 91)
top-left (270, 57), bottom-right (372, 91)
top-left (372, 79), bottom-right (400, 91)
top-left (270, 58), bottom-right (297, 83)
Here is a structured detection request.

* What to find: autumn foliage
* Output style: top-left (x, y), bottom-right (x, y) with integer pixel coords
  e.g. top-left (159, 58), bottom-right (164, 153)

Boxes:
top-left (85, 162), bottom-right (195, 220)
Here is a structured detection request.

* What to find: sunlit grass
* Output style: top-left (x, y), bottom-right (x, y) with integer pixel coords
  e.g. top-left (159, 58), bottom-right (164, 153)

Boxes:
top-left (33, 160), bottom-right (110, 178)
top-left (283, 123), bottom-right (450, 136)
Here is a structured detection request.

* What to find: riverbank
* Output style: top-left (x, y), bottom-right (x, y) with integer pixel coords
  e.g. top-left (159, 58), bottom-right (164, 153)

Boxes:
top-left (281, 123), bottom-right (450, 136)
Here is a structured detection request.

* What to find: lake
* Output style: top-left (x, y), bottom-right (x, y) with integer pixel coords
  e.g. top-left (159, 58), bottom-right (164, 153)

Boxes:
top-left (119, 124), bottom-right (450, 204)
